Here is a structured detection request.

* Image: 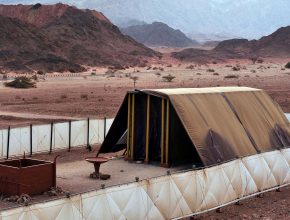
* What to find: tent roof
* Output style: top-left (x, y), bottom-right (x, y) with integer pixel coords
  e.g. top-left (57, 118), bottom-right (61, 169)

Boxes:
top-left (142, 87), bottom-right (260, 97)
top-left (100, 87), bottom-right (290, 166)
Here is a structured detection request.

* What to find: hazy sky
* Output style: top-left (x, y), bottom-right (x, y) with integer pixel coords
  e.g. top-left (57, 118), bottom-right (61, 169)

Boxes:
top-left (1, 0), bottom-right (290, 39)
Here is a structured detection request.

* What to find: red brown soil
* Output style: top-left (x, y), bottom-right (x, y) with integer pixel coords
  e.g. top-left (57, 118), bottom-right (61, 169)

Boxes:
top-left (0, 62), bottom-right (289, 218)
top-left (0, 62), bottom-right (289, 128)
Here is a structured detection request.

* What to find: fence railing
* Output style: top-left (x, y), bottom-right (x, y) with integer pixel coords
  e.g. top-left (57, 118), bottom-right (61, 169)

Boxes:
top-left (0, 118), bottom-right (114, 159)
top-left (0, 113), bottom-right (289, 159)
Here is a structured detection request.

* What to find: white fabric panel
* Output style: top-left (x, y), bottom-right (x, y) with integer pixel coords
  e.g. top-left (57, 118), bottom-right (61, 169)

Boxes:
top-left (53, 122), bottom-right (69, 150)
top-left (8, 127), bottom-right (30, 157)
top-left (285, 113), bottom-right (290, 122)
top-left (98, 119), bottom-right (105, 143)
top-left (32, 124), bottom-right (51, 153)
top-left (105, 118), bottom-right (114, 135)
top-left (89, 119), bottom-right (100, 145)
top-left (0, 129), bottom-right (8, 158)
top-left (3, 149), bottom-right (290, 219)
top-left (71, 120), bottom-right (87, 147)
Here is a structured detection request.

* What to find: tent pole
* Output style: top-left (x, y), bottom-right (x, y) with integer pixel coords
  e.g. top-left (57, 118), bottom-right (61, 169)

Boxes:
top-left (161, 98), bottom-right (165, 165)
top-left (165, 99), bottom-right (170, 166)
top-left (131, 94), bottom-right (135, 160)
top-left (126, 94), bottom-right (131, 159)
top-left (145, 95), bottom-right (150, 163)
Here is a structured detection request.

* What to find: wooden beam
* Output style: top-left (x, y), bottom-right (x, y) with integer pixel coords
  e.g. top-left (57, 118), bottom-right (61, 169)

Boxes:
top-left (161, 98), bottom-right (165, 164)
top-left (145, 95), bottom-right (150, 163)
top-left (126, 94), bottom-right (131, 159)
top-left (131, 94), bottom-right (135, 160)
top-left (165, 99), bottom-right (170, 165)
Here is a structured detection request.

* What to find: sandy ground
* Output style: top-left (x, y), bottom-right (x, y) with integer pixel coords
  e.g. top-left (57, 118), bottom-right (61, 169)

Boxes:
top-left (0, 60), bottom-right (290, 218)
top-left (0, 60), bottom-right (289, 129)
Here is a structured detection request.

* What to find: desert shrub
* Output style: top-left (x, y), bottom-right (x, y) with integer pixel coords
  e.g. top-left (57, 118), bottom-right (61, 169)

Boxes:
top-left (80, 94), bottom-right (88, 99)
top-left (146, 66), bottom-right (152, 70)
top-left (37, 70), bottom-right (44, 75)
top-left (5, 76), bottom-right (36, 89)
top-left (212, 61), bottom-right (217, 64)
top-left (232, 66), bottom-right (240, 71)
top-left (155, 72), bottom-right (161, 76)
top-left (285, 62), bottom-right (290, 69)
top-left (213, 72), bottom-right (219, 76)
top-left (186, 65), bottom-right (195, 69)
top-left (196, 73), bottom-right (202, 75)
top-left (130, 76), bottom-right (139, 88)
top-left (244, 75), bottom-right (250, 77)
top-left (257, 58), bottom-right (264, 63)
top-left (91, 72), bottom-right (96, 76)
top-left (32, 74), bottom-right (38, 81)
top-left (224, 74), bottom-right (240, 79)
top-left (60, 94), bottom-right (67, 99)
top-left (281, 68), bottom-right (286, 71)
top-left (251, 70), bottom-right (256, 73)
top-left (225, 65), bottom-right (232, 68)
top-left (167, 64), bottom-right (172, 67)
top-left (207, 69), bottom-right (215, 72)
top-left (159, 67), bottom-right (164, 71)
top-left (162, 74), bottom-right (176, 82)
top-left (152, 67), bottom-right (158, 70)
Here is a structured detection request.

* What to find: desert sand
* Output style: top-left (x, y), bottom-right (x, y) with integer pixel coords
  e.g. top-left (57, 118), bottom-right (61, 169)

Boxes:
top-left (0, 60), bottom-right (290, 219)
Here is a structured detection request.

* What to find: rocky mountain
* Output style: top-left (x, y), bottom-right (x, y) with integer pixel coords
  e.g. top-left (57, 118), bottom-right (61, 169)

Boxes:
top-left (121, 22), bottom-right (198, 48)
top-left (0, 3), bottom-right (158, 73)
top-left (79, 0), bottom-right (290, 40)
top-left (172, 26), bottom-right (290, 63)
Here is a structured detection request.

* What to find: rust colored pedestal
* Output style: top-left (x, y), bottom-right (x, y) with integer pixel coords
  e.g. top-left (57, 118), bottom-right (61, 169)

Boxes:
top-left (0, 158), bottom-right (56, 196)
top-left (85, 157), bottom-right (108, 179)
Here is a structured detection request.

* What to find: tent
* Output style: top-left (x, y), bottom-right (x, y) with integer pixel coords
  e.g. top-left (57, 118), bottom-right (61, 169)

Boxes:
top-left (99, 87), bottom-right (290, 167)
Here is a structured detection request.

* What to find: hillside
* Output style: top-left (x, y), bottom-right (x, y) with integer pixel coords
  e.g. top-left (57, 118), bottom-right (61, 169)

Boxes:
top-left (87, 0), bottom-right (290, 40)
top-left (0, 4), bottom-right (158, 73)
top-left (121, 22), bottom-right (198, 47)
top-left (172, 26), bottom-right (290, 63)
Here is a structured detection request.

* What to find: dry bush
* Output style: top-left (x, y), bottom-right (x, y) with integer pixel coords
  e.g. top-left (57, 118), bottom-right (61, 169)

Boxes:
top-left (166, 64), bottom-right (172, 67)
top-left (91, 72), bottom-right (96, 76)
top-left (60, 94), bottom-right (67, 99)
top-left (162, 74), bottom-right (176, 82)
top-left (251, 70), bottom-right (256, 73)
top-left (232, 66), bottom-right (240, 71)
top-left (285, 62), bottom-right (290, 69)
top-left (186, 65), bottom-right (195, 69)
top-left (224, 74), bottom-right (240, 79)
top-left (196, 73), bottom-right (202, 75)
top-left (5, 76), bottom-right (36, 89)
top-left (213, 72), bottom-right (219, 76)
top-left (207, 68), bottom-right (215, 72)
top-left (80, 94), bottom-right (88, 99)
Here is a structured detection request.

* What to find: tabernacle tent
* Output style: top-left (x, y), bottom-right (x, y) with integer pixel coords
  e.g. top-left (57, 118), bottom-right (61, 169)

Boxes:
top-left (99, 87), bottom-right (290, 167)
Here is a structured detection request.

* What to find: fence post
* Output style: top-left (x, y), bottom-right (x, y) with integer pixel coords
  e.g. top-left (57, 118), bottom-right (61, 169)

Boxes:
top-left (86, 118), bottom-right (91, 151)
top-left (68, 120), bottom-right (71, 152)
top-left (30, 124), bottom-right (33, 156)
top-left (6, 126), bottom-right (10, 159)
top-left (49, 122), bottom-right (53, 154)
top-left (104, 117), bottom-right (107, 141)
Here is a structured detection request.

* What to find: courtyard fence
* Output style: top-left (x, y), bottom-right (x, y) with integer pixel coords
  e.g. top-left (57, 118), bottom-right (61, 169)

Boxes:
top-left (0, 113), bottom-right (289, 159)
top-left (0, 118), bottom-right (114, 159)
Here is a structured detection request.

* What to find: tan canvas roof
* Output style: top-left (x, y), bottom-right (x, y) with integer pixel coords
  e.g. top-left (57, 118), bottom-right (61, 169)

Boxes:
top-left (143, 87), bottom-right (290, 165)
top-left (143, 87), bottom-right (260, 96)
